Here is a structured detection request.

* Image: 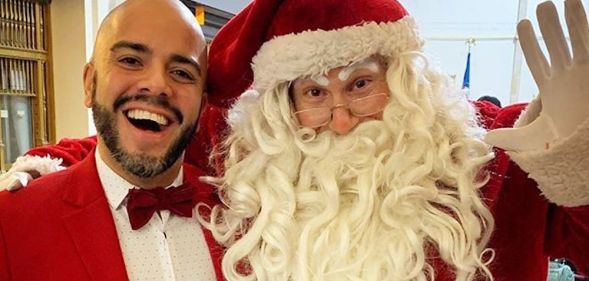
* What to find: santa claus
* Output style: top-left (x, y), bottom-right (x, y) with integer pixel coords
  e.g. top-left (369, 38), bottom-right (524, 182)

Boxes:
top-left (200, 0), bottom-right (589, 280)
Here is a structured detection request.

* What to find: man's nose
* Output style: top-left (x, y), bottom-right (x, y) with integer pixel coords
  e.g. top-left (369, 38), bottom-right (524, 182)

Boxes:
top-left (137, 65), bottom-right (172, 97)
top-left (327, 93), bottom-right (359, 135)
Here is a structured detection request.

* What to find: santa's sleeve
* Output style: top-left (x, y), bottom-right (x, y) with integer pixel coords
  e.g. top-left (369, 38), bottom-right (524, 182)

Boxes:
top-left (491, 99), bottom-right (589, 274)
top-left (25, 136), bottom-right (97, 167)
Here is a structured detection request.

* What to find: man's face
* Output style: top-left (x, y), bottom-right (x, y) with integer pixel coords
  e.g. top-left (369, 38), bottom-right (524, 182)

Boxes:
top-left (291, 57), bottom-right (390, 135)
top-left (84, 2), bottom-right (207, 177)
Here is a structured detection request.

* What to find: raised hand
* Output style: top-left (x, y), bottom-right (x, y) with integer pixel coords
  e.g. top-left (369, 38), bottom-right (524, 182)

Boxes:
top-left (485, 0), bottom-right (589, 151)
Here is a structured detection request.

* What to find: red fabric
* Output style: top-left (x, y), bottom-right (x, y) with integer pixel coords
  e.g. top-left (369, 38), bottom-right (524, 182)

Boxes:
top-left (26, 136), bottom-right (97, 167)
top-left (0, 151), bottom-right (224, 281)
top-left (207, 0), bottom-right (408, 107)
top-left (471, 100), bottom-right (501, 129)
top-left (185, 103), bottom-right (230, 176)
top-left (477, 103), bottom-right (589, 279)
top-left (126, 184), bottom-right (195, 230)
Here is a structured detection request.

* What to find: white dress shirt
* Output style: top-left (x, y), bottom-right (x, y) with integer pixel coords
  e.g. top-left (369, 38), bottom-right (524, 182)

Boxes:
top-left (95, 151), bottom-right (217, 281)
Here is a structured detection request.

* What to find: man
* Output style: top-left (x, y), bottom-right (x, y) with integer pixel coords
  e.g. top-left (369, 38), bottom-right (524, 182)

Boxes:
top-left (0, 0), bottom-right (223, 280)
top-left (199, 0), bottom-right (589, 280)
top-left (2, 0), bottom-right (589, 281)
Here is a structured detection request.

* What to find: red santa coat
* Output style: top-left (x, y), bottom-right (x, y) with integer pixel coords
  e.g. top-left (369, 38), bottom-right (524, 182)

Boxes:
top-left (22, 102), bottom-right (589, 280)
top-left (0, 151), bottom-right (224, 281)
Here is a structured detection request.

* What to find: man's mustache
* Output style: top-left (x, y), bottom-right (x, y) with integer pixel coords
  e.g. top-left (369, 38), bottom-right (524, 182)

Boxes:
top-left (113, 94), bottom-right (183, 124)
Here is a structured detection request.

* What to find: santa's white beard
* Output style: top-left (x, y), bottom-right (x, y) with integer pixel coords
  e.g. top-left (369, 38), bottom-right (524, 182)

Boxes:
top-left (208, 119), bottom-right (493, 281)
top-left (204, 57), bottom-right (495, 281)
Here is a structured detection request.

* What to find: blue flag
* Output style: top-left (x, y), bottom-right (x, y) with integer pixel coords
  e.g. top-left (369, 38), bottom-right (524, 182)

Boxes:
top-left (462, 51), bottom-right (471, 89)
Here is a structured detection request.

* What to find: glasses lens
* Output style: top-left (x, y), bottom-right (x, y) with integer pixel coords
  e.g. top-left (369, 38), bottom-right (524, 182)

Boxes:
top-left (349, 93), bottom-right (389, 116)
top-left (294, 107), bottom-right (332, 128)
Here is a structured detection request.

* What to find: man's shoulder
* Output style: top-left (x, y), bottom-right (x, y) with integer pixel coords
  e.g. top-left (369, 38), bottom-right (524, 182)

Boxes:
top-left (0, 168), bottom-right (73, 217)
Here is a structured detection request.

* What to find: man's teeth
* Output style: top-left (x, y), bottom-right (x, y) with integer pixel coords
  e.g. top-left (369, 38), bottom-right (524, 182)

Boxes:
top-left (126, 109), bottom-right (169, 126)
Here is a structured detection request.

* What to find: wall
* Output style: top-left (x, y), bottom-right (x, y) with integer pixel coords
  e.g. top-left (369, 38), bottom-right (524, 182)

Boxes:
top-left (50, 0), bottom-right (122, 139)
top-left (50, 0), bottom-right (89, 140)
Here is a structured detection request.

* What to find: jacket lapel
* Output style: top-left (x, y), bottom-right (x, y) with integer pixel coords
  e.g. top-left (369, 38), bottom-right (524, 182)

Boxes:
top-left (61, 151), bottom-right (129, 281)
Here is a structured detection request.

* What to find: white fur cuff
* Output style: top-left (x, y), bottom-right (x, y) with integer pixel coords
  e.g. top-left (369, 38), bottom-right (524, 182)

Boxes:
top-left (10, 155), bottom-right (65, 176)
top-left (508, 116), bottom-right (589, 207)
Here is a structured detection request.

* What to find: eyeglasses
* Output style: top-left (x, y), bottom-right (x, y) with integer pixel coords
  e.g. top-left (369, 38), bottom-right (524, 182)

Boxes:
top-left (293, 93), bottom-right (390, 129)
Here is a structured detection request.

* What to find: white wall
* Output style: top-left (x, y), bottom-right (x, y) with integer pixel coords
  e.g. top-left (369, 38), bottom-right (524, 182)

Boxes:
top-left (50, 0), bottom-right (122, 139)
top-left (50, 0), bottom-right (89, 140)
top-left (402, 0), bottom-right (587, 106)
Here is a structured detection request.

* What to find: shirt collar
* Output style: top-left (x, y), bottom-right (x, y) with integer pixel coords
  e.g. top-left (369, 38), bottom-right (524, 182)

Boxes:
top-left (95, 149), bottom-right (183, 210)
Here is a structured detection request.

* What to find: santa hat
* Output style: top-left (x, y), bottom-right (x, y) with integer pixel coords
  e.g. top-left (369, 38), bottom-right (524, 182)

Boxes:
top-left (207, 0), bottom-right (424, 108)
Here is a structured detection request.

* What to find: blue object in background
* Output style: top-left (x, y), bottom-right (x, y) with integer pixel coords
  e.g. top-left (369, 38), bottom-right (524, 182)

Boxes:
top-left (462, 51), bottom-right (471, 89)
top-left (548, 260), bottom-right (575, 281)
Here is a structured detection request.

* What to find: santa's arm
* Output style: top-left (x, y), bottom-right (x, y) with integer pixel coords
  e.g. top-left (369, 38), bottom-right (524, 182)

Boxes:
top-left (0, 136), bottom-right (97, 191)
top-left (485, 0), bottom-right (589, 207)
top-left (484, 0), bottom-right (589, 274)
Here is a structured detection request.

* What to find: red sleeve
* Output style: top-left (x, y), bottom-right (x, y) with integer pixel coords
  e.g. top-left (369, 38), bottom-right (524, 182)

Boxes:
top-left (486, 102), bottom-right (589, 276)
top-left (0, 210), bottom-right (10, 281)
top-left (25, 136), bottom-right (97, 167)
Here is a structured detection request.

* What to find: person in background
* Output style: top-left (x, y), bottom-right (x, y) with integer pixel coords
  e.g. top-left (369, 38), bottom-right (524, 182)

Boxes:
top-left (0, 0), bottom-right (223, 280)
top-left (477, 95), bottom-right (502, 107)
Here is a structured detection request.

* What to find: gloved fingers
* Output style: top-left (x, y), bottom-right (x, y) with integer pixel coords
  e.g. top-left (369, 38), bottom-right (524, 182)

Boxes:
top-left (484, 113), bottom-right (557, 152)
top-left (538, 1), bottom-right (572, 73)
top-left (0, 173), bottom-right (27, 192)
top-left (518, 19), bottom-right (550, 87)
top-left (565, 0), bottom-right (589, 63)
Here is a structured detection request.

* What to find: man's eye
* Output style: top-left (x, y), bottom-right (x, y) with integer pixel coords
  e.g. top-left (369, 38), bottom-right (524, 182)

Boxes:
top-left (354, 79), bottom-right (370, 89)
top-left (119, 57), bottom-right (141, 66)
top-left (307, 88), bottom-right (322, 97)
top-left (171, 69), bottom-right (196, 83)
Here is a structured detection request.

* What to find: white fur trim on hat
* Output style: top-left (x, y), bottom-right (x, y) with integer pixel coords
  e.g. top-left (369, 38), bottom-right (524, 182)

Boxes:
top-left (251, 17), bottom-right (423, 91)
top-left (508, 104), bottom-right (589, 207)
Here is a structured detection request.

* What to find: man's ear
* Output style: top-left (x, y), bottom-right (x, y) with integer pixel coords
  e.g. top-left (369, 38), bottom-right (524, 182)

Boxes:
top-left (82, 63), bottom-right (95, 108)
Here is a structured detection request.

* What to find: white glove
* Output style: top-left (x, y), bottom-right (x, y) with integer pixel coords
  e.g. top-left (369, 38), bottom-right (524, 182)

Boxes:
top-left (485, 0), bottom-right (589, 151)
top-left (0, 155), bottom-right (65, 191)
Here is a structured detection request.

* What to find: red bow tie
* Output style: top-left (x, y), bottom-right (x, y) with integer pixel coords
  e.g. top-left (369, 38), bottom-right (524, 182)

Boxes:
top-left (126, 184), bottom-right (195, 230)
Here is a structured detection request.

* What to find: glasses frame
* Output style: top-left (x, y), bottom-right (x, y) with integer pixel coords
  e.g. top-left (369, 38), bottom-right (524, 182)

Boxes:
top-left (293, 92), bottom-right (390, 129)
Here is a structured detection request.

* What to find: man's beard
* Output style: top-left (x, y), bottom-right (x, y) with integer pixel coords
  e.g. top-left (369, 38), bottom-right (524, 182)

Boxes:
top-left (91, 93), bottom-right (196, 178)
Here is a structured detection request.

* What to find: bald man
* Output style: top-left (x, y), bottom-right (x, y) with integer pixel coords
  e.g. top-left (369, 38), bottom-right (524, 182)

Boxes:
top-left (0, 0), bottom-right (222, 280)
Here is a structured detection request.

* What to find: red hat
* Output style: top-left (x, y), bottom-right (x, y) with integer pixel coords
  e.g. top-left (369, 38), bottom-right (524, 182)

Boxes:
top-left (207, 0), bottom-right (423, 108)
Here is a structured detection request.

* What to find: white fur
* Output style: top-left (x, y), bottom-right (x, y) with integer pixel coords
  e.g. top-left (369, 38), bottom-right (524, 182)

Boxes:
top-left (251, 18), bottom-right (423, 92)
top-left (509, 100), bottom-right (589, 207)
top-left (0, 155), bottom-right (65, 191)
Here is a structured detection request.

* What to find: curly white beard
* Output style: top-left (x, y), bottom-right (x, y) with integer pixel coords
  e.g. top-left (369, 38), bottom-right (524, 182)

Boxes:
top-left (201, 53), bottom-right (496, 281)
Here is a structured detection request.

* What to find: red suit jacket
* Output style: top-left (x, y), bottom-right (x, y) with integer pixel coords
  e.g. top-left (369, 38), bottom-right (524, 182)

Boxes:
top-left (0, 151), bottom-right (224, 281)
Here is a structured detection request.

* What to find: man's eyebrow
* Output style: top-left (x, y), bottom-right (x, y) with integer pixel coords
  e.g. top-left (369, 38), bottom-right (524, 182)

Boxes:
top-left (110, 41), bottom-right (152, 54)
top-left (171, 54), bottom-right (202, 77)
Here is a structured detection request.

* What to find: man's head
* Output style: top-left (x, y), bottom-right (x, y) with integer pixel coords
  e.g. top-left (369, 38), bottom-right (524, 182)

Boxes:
top-left (83, 0), bottom-right (207, 183)
top-left (477, 95), bottom-right (502, 108)
top-left (204, 0), bottom-right (494, 280)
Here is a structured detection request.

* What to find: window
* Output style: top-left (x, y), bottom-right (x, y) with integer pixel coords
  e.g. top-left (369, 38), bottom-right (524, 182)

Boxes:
top-left (0, 0), bottom-right (54, 171)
